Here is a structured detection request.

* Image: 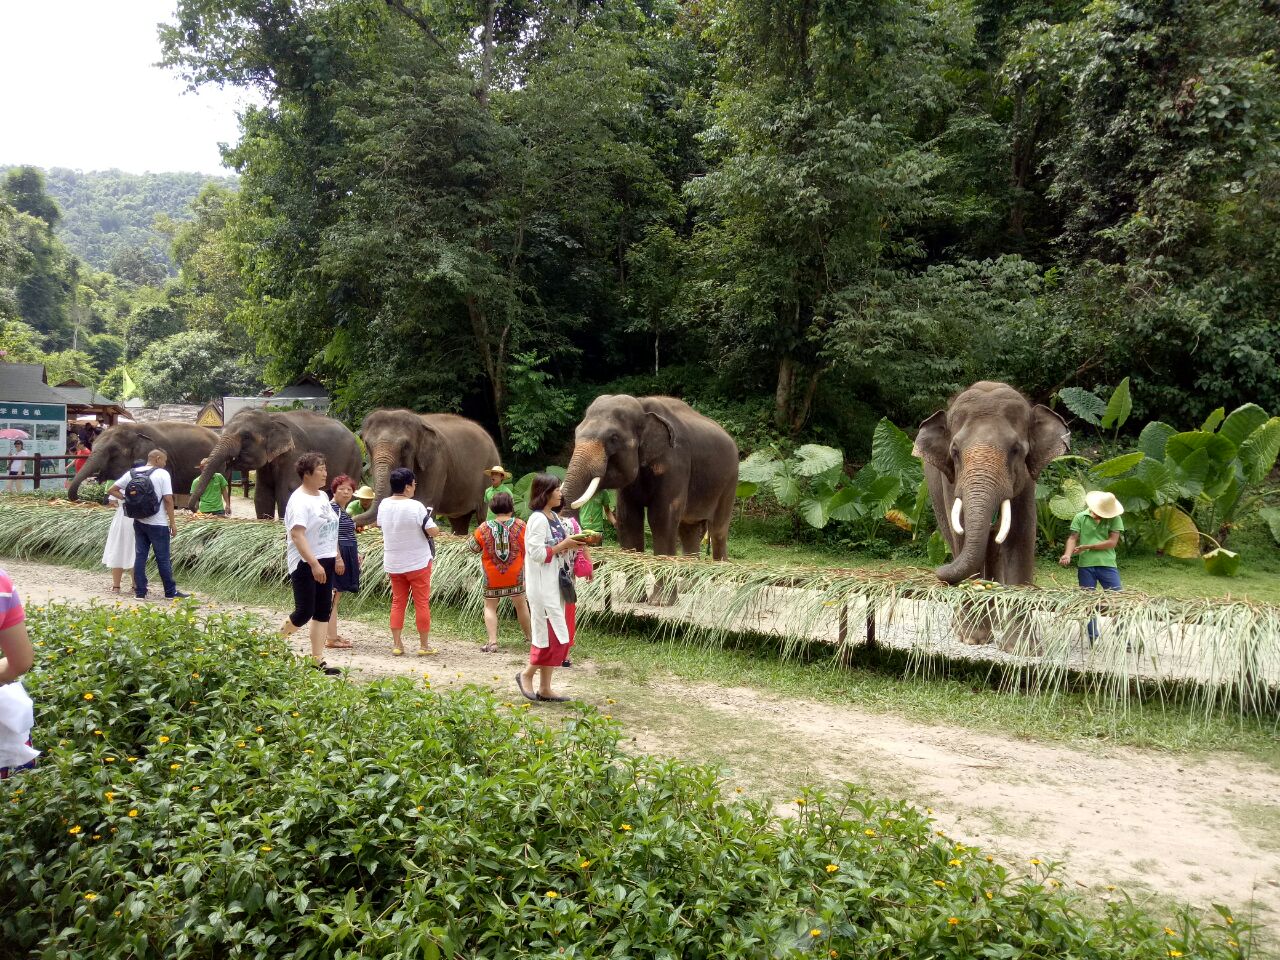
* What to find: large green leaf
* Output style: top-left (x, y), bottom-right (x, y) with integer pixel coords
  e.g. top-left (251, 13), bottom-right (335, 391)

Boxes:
top-left (770, 467), bottom-right (801, 506)
top-left (797, 496), bottom-right (829, 529)
top-left (926, 529), bottom-right (950, 565)
top-left (1165, 431), bottom-right (1235, 467)
top-left (1049, 479), bottom-right (1087, 521)
top-left (870, 418), bottom-right (920, 482)
top-left (735, 481), bottom-right (759, 500)
top-left (1100, 377), bottom-right (1132, 430)
top-left (1238, 417), bottom-right (1280, 484)
top-left (1089, 452), bottom-right (1144, 478)
top-left (1134, 458), bottom-right (1181, 503)
top-left (1203, 548), bottom-right (1241, 577)
top-left (864, 475), bottom-right (903, 513)
top-left (737, 450), bottom-right (781, 483)
top-left (792, 444), bottom-right (844, 478)
top-left (1165, 446), bottom-right (1210, 498)
top-left (1103, 476), bottom-right (1156, 513)
top-left (1057, 386), bottom-right (1107, 426)
top-left (1200, 407), bottom-right (1225, 433)
top-left (1219, 403), bottom-right (1269, 451)
top-left (1137, 421), bottom-right (1176, 461)
top-left (826, 485), bottom-right (867, 522)
top-left (1259, 507), bottom-right (1280, 546)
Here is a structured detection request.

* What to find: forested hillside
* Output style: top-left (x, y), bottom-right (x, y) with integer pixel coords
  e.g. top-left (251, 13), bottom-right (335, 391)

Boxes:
top-left (2, 0), bottom-right (1278, 461)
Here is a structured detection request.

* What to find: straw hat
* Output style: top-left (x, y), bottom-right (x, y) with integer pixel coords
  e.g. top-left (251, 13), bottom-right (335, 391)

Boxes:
top-left (353, 485), bottom-right (376, 501)
top-left (1085, 490), bottom-right (1124, 519)
top-left (485, 465), bottom-right (513, 481)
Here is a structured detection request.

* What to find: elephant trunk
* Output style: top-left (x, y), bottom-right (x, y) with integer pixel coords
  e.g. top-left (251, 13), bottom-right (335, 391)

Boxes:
top-left (67, 446), bottom-right (108, 501)
top-left (352, 441), bottom-right (397, 527)
top-left (188, 434), bottom-right (240, 511)
top-left (562, 440), bottom-right (606, 508)
top-left (935, 486), bottom-right (1003, 585)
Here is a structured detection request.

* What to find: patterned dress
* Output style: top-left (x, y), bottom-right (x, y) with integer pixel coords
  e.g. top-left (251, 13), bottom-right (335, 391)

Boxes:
top-left (470, 518), bottom-right (527, 598)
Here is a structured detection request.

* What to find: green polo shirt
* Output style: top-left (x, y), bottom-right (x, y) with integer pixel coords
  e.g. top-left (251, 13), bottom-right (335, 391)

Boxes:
top-left (485, 482), bottom-right (514, 519)
top-left (191, 473), bottom-right (228, 513)
top-left (1070, 511), bottom-right (1124, 568)
top-left (574, 487), bottom-right (614, 535)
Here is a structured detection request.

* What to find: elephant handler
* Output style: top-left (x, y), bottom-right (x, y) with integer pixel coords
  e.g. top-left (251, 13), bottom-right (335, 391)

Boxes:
top-left (191, 458), bottom-right (232, 516)
top-left (484, 465), bottom-right (514, 520)
top-left (280, 452), bottom-right (343, 676)
top-left (1060, 490), bottom-right (1125, 642)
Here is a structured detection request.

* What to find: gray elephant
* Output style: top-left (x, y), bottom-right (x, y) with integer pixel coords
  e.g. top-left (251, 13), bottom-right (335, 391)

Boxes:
top-left (354, 409), bottom-right (500, 533)
top-left (914, 381), bottom-right (1070, 594)
top-left (189, 409), bottom-right (363, 519)
top-left (68, 422), bottom-right (218, 502)
top-left (561, 395), bottom-right (739, 559)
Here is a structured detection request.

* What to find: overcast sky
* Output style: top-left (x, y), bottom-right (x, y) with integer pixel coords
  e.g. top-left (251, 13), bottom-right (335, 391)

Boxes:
top-left (0, 1), bottom-right (261, 175)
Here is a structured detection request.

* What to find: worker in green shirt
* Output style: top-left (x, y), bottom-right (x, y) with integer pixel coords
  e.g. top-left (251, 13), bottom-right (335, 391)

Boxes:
top-left (573, 485), bottom-right (615, 540)
top-left (484, 465), bottom-right (514, 519)
top-left (1060, 490), bottom-right (1125, 641)
top-left (191, 459), bottom-right (232, 516)
top-left (348, 485), bottom-right (376, 520)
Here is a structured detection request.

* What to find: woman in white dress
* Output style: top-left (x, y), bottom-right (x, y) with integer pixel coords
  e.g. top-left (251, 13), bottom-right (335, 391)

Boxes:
top-left (101, 493), bottom-right (135, 594)
top-left (517, 474), bottom-right (583, 703)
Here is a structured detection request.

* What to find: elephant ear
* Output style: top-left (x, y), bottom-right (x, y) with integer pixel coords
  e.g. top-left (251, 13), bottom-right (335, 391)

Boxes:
top-left (413, 419), bottom-right (441, 473)
top-left (265, 417), bottom-right (297, 462)
top-left (912, 411), bottom-right (954, 482)
top-left (639, 407), bottom-right (678, 466)
top-left (1028, 405), bottom-right (1070, 477)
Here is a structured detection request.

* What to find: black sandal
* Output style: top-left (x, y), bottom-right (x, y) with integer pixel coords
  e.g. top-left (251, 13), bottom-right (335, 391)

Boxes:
top-left (539, 693), bottom-right (571, 703)
top-left (516, 673), bottom-right (537, 702)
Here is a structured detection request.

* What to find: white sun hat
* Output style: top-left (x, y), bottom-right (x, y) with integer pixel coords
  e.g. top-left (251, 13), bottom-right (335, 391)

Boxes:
top-left (1085, 490), bottom-right (1125, 518)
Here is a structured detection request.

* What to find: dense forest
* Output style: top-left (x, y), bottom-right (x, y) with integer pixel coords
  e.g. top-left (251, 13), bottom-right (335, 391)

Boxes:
top-left (4, 0), bottom-right (1280, 464)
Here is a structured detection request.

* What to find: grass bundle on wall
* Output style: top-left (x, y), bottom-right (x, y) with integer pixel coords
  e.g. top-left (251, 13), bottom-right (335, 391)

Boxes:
top-left (3, 503), bottom-right (1277, 717)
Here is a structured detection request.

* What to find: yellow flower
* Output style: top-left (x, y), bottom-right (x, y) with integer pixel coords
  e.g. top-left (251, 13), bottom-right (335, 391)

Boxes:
top-left (603, 715), bottom-right (612, 720)
top-left (825, 864), bottom-right (839, 873)
top-left (303, 749), bottom-right (314, 755)
top-left (795, 798), bottom-right (806, 806)
top-left (126, 756), bottom-right (137, 763)
top-left (535, 739), bottom-right (544, 745)
top-left (255, 726), bottom-right (263, 732)
top-left (1106, 885), bottom-right (1116, 891)
top-left (83, 693), bottom-right (94, 700)
top-left (84, 892), bottom-right (98, 901)
top-left (1029, 858), bottom-right (1042, 866)
top-left (1225, 916), bottom-right (1234, 925)
top-left (863, 829), bottom-right (875, 837)
top-left (947, 917), bottom-right (959, 926)
top-left (92, 834), bottom-right (101, 840)
top-left (104, 791), bottom-right (115, 802)
top-left (69, 825), bottom-right (82, 835)
top-left (1168, 952), bottom-right (1183, 958)
top-left (169, 763), bottom-right (181, 770)
top-left (933, 880), bottom-right (947, 888)
top-left (260, 845), bottom-right (273, 852)
top-left (128, 809), bottom-right (138, 817)
top-left (948, 859), bottom-right (962, 867)
top-left (237, 742), bottom-right (247, 748)
top-left (580, 860), bottom-right (592, 869)
top-left (94, 729), bottom-right (103, 736)
top-left (809, 929), bottom-right (822, 938)
top-left (606, 698), bottom-right (616, 704)
top-left (1228, 939), bottom-right (1238, 948)
top-left (985, 855), bottom-right (993, 863)
top-left (546, 891), bottom-right (559, 899)
top-left (1164, 928), bottom-right (1177, 936)
top-left (158, 736), bottom-right (170, 744)
top-left (984, 891), bottom-right (993, 900)
top-left (620, 824), bottom-right (632, 831)
top-left (103, 756), bottom-right (115, 763)
top-left (291, 711), bottom-right (300, 717)
top-left (829, 952), bottom-right (838, 959)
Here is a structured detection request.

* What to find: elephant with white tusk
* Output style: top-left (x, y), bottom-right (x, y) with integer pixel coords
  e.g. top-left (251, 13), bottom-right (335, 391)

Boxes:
top-left (913, 382), bottom-right (1070, 643)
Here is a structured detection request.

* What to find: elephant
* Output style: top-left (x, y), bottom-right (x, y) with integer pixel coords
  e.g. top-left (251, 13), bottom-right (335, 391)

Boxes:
top-left (189, 409), bottom-right (363, 519)
top-left (913, 381), bottom-right (1070, 643)
top-left (68, 422), bottom-right (218, 502)
top-left (560, 395), bottom-right (739, 559)
top-left (354, 409), bottom-right (501, 533)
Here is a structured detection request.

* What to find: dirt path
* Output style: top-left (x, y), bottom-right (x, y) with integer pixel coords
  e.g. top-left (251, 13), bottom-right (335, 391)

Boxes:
top-left (8, 556), bottom-right (1279, 930)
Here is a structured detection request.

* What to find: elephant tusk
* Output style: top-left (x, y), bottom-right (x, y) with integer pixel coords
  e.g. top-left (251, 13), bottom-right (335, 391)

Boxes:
top-left (994, 499), bottom-right (1012, 544)
top-left (570, 476), bottom-right (601, 510)
top-left (949, 497), bottom-right (964, 535)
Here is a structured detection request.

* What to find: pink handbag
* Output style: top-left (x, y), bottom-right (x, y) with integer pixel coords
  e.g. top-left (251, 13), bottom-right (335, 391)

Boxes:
top-left (573, 549), bottom-right (594, 580)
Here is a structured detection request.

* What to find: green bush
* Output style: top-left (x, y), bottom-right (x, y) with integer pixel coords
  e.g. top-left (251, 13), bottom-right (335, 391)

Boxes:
top-left (0, 602), bottom-right (1248, 958)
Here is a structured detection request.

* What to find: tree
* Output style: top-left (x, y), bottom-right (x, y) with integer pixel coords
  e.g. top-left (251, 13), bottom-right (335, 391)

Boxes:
top-left (107, 246), bottom-right (168, 288)
top-left (3, 167), bottom-right (61, 228)
top-left (136, 329), bottom-right (264, 403)
top-left (123, 297), bottom-right (183, 360)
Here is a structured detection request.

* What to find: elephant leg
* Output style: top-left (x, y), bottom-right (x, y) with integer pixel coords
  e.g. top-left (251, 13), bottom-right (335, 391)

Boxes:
top-left (954, 596), bottom-right (994, 645)
top-left (254, 476), bottom-right (276, 519)
top-left (709, 488), bottom-right (735, 561)
top-left (448, 514), bottom-right (470, 535)
top-left (647, 498), bottom-right (681, 556)
top-left (678, 520), bottom-right (703, 556)
top-left (615, 493), bottom-right (645, 552)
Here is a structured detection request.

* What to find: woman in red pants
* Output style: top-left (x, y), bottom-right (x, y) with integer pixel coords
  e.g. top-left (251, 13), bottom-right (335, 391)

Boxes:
top-left (377, 467), bottom-right (439, 656)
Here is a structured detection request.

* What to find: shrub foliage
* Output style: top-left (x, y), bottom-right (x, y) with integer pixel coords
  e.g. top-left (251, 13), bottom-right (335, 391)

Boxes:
top-left (0, 602), bottom-right (1248, 958)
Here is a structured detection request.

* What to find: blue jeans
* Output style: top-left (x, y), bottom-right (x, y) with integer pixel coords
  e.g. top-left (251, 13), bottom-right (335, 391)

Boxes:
top-left (133, 521), bottom-right (177, 598)
top-left (1078, 565), bottom-right (1121, 641)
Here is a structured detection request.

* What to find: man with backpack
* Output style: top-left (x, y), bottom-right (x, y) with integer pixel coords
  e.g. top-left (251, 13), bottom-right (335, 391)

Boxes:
top-left (107, 449), bottom-right (188, 601)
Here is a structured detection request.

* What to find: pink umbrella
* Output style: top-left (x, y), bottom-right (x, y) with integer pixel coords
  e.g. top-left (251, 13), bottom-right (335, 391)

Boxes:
top-left (0, 428), bottom-right (29, 440)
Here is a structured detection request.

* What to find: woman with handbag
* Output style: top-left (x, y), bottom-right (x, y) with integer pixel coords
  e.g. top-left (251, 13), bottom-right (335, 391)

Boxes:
top-left (552, 508), bottom-right (596, 667)
top-left (469, 491), bottom-right (532, 652)
top-left (517, 474), bottom-right (584, 703)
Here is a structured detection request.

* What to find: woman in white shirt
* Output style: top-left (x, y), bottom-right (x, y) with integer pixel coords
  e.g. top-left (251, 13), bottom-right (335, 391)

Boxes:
top-left (377, 467), bottom-right (440, 656)
top-left (518, 473), bottom-right (583, 702)
top-left (280, 452), bottom-right (343, 676)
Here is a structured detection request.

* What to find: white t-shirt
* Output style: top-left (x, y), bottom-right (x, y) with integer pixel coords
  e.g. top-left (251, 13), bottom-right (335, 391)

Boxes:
top-left (113, 466), bottom-right (174, 526)
top-left (283, 487), bottom-right (339, 571)
top-left (378, 498), bottom-right (438, 574)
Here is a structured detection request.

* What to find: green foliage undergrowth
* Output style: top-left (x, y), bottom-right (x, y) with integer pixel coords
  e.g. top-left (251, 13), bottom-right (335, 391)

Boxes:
top-left (1, 603), bottom-right (1248, 958)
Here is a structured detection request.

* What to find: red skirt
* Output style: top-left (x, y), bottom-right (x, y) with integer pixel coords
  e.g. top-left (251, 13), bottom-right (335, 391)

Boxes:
top-left (530, 603), bottom-right (575, 666)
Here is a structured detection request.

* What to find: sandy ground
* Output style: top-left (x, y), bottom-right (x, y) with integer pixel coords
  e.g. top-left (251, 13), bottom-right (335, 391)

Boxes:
top-left (8, 555), bottom-right (1280, 932)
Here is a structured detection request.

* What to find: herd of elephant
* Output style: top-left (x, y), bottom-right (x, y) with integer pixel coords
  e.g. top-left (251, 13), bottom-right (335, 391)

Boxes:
top-left (67, 382), bottom-right (1067, 600)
